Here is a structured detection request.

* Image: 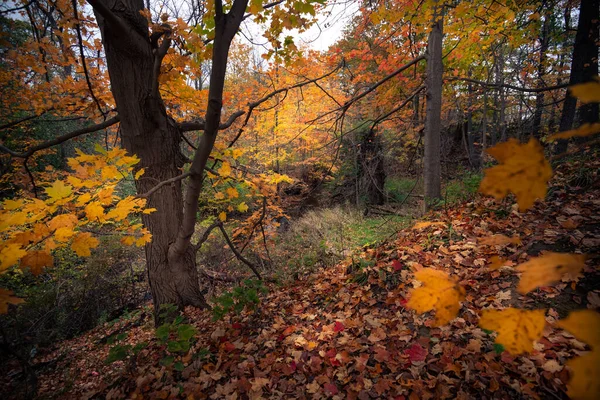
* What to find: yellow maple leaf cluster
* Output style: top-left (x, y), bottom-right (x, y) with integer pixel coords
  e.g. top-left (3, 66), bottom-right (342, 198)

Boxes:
top-left (0, 147), bottom-right (155, 314)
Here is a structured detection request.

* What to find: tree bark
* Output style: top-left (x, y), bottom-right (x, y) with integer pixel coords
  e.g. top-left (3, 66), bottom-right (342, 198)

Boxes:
top-left (555, 0), bottom-right (599, 153)
top-left (92, 0), bottom-right (209, 315)
top-left (423, 4), bottom-right (443, 210)
top-left (532, 13), bottom-right (550, 139)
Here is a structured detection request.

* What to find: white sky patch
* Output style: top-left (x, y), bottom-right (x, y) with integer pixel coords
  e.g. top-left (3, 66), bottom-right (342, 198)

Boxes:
top-left (240, 0), bottom-right (359, 53)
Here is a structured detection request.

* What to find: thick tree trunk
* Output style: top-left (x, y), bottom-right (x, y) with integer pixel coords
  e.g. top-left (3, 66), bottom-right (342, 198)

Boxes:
top-left (423, 5), bottom-right (443, 210)
top-left (93, 0), bottom-right (208, 314)
top-left (555, 0), bottom-right (599, 153)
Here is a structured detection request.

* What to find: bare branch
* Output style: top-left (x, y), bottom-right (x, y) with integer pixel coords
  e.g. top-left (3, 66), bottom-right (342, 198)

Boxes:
top-left (370, 86), bottom-right (425, 131)
top-left (0, 116), bottom-right (120, 158)
top-left (218, 223), bottom-right (262, 280)
top-left (0, 110), bottom-right (50, 131)
top-left (193, 220), bottom-right (221, 251)
top-left (445, 77), bottom-right (569, 93)
top-left (137, 172), bottom-right (191, 199)
top-left (72, 0), bottom-right (106, 118)
top-left (177, 110), bottom-right (245, 132)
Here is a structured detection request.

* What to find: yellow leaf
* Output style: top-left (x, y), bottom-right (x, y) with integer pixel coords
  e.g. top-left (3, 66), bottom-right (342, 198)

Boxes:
top-left (134, 168), bottom-right (145, 180)
top-left (135, 229), bottom-right (152, 246)
top-left (232, 149), bottom-right (243, 160)
top-left (569, 80), bottom-right (600, 103)
top-left (479, 138), bottom-right (552, 211)
top-left (0, 244), bottom-right (27, 271)
top-left (48, 213), bottom-right (78, 231)
top-left (479, 234), bottom-right (521, 246)
top-left (142, 208), bottom-right (157, 214)
top-left (0, 288), bottom-right (25, 314)
top-left (218, 162), bottom-right (232, 177)
top-left (101, 165), bottom-right (120, 180)
top-left (0, 211), bottom-right (27, 232)
top-left (55, 227), bottom-right (77, 242)
top-left (549, 123), bottom-right (600, 141)
top-left (478, 308), bottom-right (546, 354)
top-left (76, 192), bottom-right (92, 206)
top-left (226, 187), bottom-right (239, 199)
top-left (71, 232), bottom-right (99, 257)
top-left (121, 236), bottom-right (136, 246)
top-left (2, 199), bottom-right (24, 210)
top-left (488, 255), bottom-right (508, 271)
top-left (563, 351), bottom-right (600, 400)
top-left (45, 180), bottom-right (73, 202)
top-left (85, 201), bottom-right (105, 221)
top-left (214, 191), bottom-right (225, 200)
top-left (219, 211), bottom-right (227, 222)
top-left (412, 221), bottom-right (446, 230)
top-left (19, 250), bottom-right (53, 275)
top-left (556, 310), bottom-right (600, 348)
top-left (67, 176), bottom-right (84, 188)
top-left (237, 202), bottom-right (248, 212)
top-left (516, 252), bottom-right (587, 294)
top-left (97, 186), bottom-right (115, 205)
top-left (406, 268), bottom-right (465, 326)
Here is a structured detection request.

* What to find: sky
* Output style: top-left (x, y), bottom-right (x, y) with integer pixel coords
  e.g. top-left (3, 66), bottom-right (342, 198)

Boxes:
top-left (240, 0), bottom-right (359, 53)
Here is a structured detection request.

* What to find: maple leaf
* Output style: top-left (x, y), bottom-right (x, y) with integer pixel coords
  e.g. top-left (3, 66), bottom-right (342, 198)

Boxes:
top-left (478, 308), bottom-right (546, 354)
top-left (226, 187), bottom-right (239, 199)
top-left (569, 80), bottom-right (600, 103)
top-left (85, 201), bottom-right (105, 221)
top-left (0, 288), bottom-right (25, 314)
top-left (412, 221), bottom-right (445, 230)
top-left (405, 343), bottom-right (428, 363)
top-left (219, 211), bottom-right (227, 222)
top-left (406, 268), bottom-right (465, 326)
top-left (19, 250), bottom-right (53, 275)
top-left (48, 213), bottom-right (78, 232)
top-left (516, 252), bottom-right (587, 294)
top-left (237, 202), bottom-right (248, 212)
top-left (45, 180), bottom-right (73, 202)
top-left (478, 234), bottom-right (521, 246)
top-left (562, 352), bottom-right (600, 400)
top-left (218, 161), bottom-right (232, 177)
top-left (0, 243), bottom-right (28, 271)
top-left (71, 232), bottom-right (100, 257)
top-left (549, 123), bottom-right (600, 141)
top-left (556, 310), bottom-right (600, 349)
top-left (479, 138), bottom-right (552, 211)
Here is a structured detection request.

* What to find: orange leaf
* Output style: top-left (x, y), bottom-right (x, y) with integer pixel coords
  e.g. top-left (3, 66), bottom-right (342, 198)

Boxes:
top-left (19, 250), bottom-right (53, 275)
top-left (479, 138), bottom-right (552, 211)
top-left (406, 268), bottom-right (465, 326)
top-left (516, 252), bottom-right (587, 294)
top-left (0, 288), bottom-right (25, 314)
top-left (71, 232), bottom-right (99, 257)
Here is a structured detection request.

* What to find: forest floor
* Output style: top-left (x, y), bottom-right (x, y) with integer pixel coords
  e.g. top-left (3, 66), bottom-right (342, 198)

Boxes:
top-left (3, 151), bottom-right (600, 400)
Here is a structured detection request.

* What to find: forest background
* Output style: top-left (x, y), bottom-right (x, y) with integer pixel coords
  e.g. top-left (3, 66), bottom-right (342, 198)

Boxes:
top-left (0, 0), bottom-right (599, 398)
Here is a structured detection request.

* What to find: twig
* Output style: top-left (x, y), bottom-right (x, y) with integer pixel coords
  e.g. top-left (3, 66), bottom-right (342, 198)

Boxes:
top-left (217, 223), bottom-right (262, 280)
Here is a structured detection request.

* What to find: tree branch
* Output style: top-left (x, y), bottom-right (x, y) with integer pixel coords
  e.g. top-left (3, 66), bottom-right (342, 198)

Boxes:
top-left (177, 110), bottom-right (245, 132)
top-left (445, 77), bottom-right (569, 93)
top-left (0, 116), bottom-right (120, 158)
top-left (86, 0), bottom-right (148, 51)
top-left (0, 110), bottom-right (50, 131)
top-left (218, 223), bottom-right (262, 280)
top-left (193, 220), bottom-right (221, 251)
top-left (137, 172), bottom-right (191, 199)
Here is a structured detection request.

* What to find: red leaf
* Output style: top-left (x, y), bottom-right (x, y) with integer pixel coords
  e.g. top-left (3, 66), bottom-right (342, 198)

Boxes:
top-left (324, 382), bottom-right (338, 395)
top-left (232, 322), bottom-right (243, 329)
top-left (223, 341), bottom-right (236, 352)
top-left (405, 343), bottom-right (427, 363)
top-left (334, 321), bottom-right (345, 332)
top-left (392, 259), bottom-right (403, 271)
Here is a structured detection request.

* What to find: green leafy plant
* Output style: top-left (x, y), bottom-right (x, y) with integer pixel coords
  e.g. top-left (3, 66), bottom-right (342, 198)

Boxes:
top-left (155, 304), bottom-right (197, 370)
top-left (211, 279), bottom-right (267, 321)
top-left (105, 332), bottom-right (147, 364)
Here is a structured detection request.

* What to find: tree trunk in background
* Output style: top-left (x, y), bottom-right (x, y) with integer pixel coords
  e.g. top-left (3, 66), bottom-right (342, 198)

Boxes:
top-left (93, 0), bottom-right (209, 314)
top-left (555, 0), bottom-right (599, 153)
top-left (532, 13), bottom-right (550, 139)
top-left (358, 129), bottom-right (386, 206)
top-left (423, 5), bottom-right (443, 210)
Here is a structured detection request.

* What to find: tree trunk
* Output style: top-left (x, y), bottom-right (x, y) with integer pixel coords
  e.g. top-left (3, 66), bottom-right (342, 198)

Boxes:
top-left (93, 1), bottom-right (209, 314)
top-left (555, 0), bottom-right (599, 153)
top-left (532, 13), bottom-right (550, 139)
top-left (423, 4), bottom-right (443, 210)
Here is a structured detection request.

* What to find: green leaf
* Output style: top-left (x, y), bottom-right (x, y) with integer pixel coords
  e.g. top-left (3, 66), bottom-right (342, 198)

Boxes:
top-left (174, 361), bottom-right (185, 371)
top-left (160, 355), bottom-right (174, 367)
top-left (168, 340), bottom-right (183, 353)
top-left (133, 342), bottom-right (148, 354)
top-left (105, 344), bottom-right (131, 364)
top-left (156, 324), bottom-right (171, 341)
top-left (493, 343), bottom-right (505, 354)
top-left (177, 324), bottom-right (197, 341)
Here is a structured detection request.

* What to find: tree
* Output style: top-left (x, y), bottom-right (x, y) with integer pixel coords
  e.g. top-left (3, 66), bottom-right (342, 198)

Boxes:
top-left (0, 0), bottom-right (326, 319)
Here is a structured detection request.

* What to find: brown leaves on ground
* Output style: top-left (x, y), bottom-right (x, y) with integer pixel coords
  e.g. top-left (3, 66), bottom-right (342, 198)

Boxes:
top-left (516, 252), bottom-right (587, 294)
top-left (406, 268), bottom-right (465, 326)
top-left (478, 308), bottom-right (546, 354)
top-left (479, 138), bottom-right (552, 211)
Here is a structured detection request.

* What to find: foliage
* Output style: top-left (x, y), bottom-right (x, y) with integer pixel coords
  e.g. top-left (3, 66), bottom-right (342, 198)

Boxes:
top-left (211, 279), bottom-right (267, 321)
